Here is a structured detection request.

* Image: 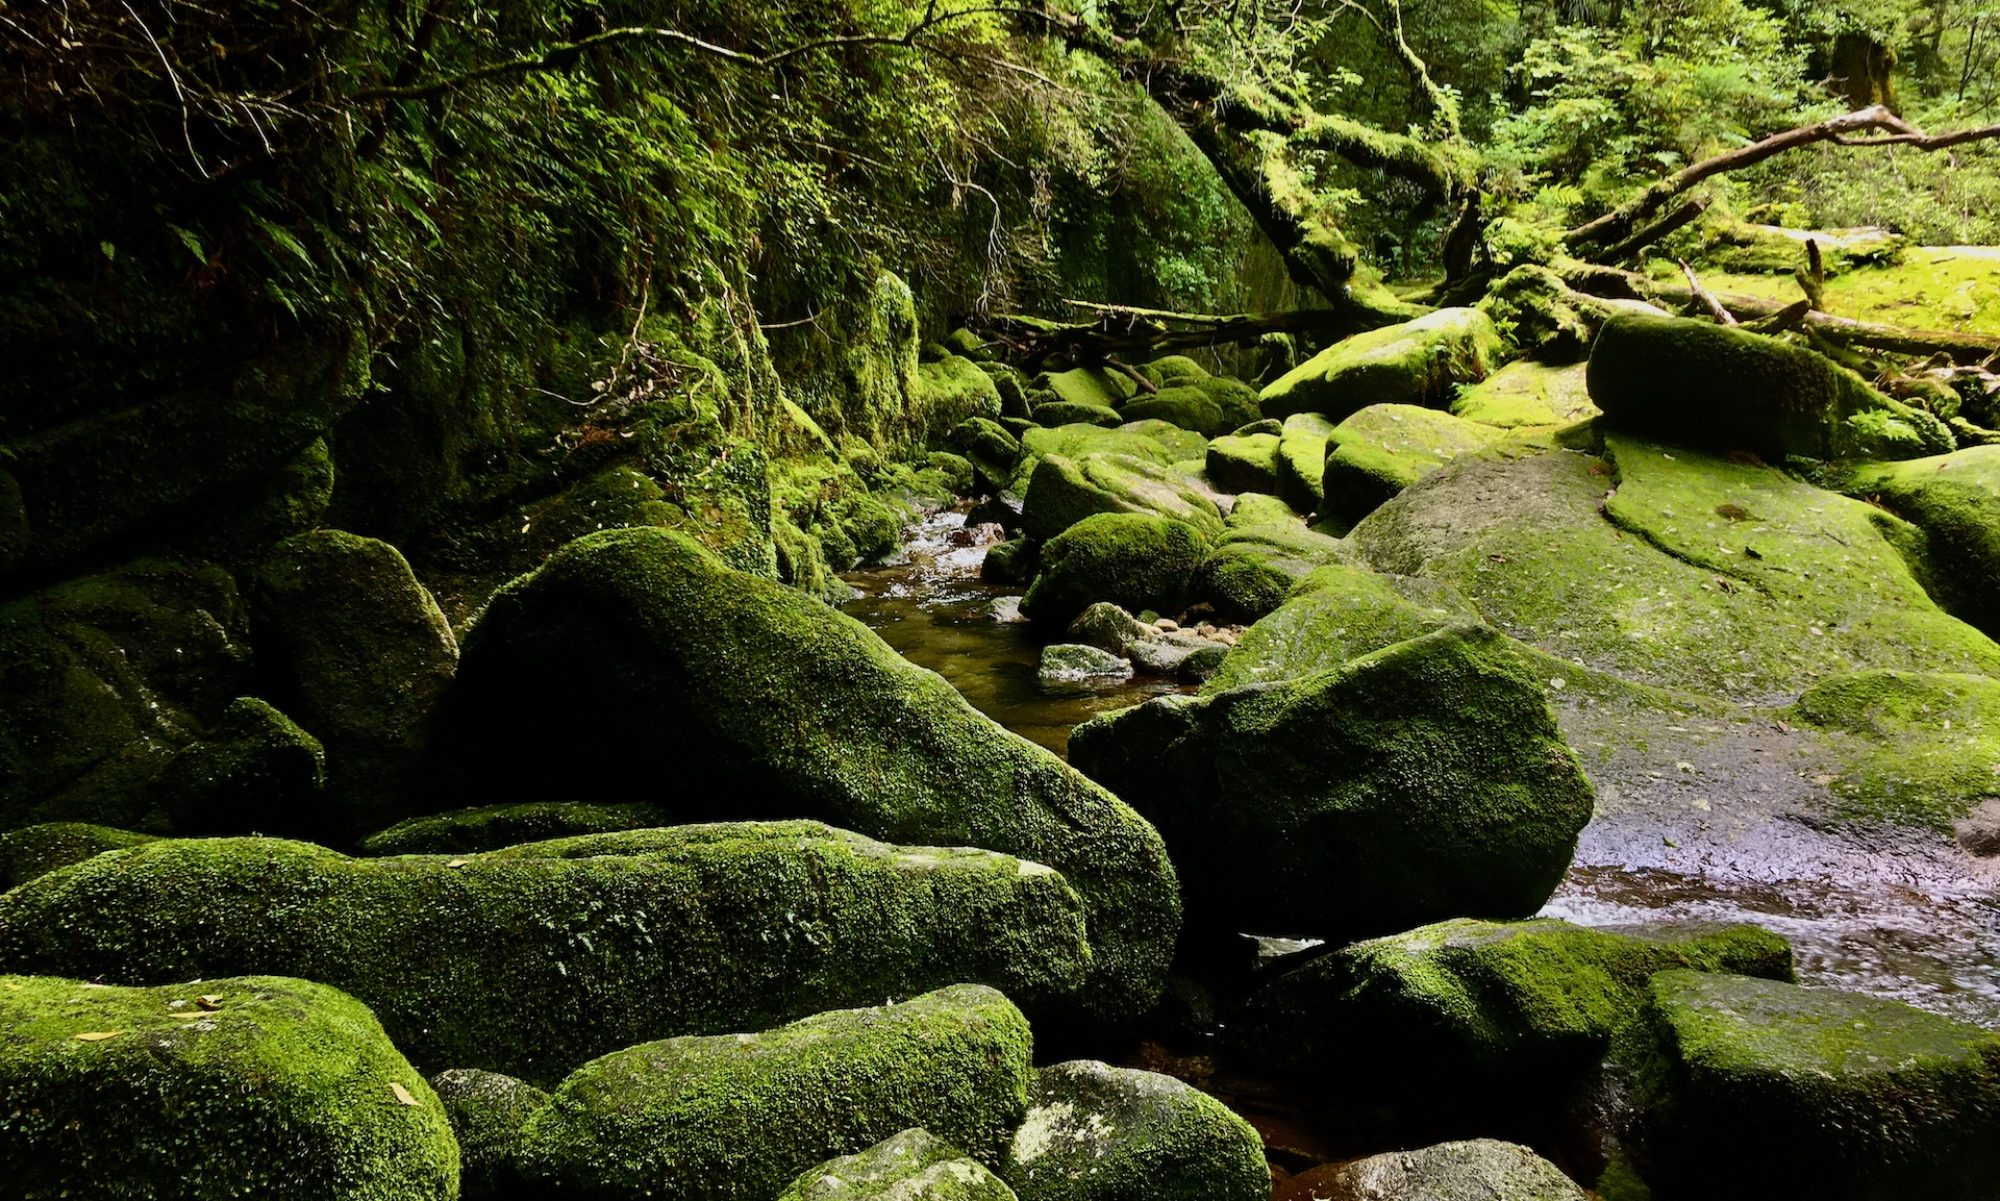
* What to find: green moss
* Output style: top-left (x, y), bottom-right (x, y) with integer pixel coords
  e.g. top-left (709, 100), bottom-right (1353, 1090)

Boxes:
top-left (1238, 918), bottom-right (1791, 1105)
top-left (1840, 446), bottom-right (2000, 636)
top-left (1191, 511), bottom-right (1353, 624)
top-left (1274, 413), bottom-right (1334, 515)
top-left (1000, 1061), bottom-right (1266, 1201)
top-left (1138, 356), bottom-right (1210, 387)
top-left (0, 823), bottom-right (1090, 1082)
top-left (430, 1068), bottom-right (549, 1201)
top-left (517, 985), bottom-right (1034, 1201)
top-left (1476, 264), bottom-right (1597, 358)
top-left (950, 418), bottom-right (1024, 496)
top-left (189, 436), bottom-right (337, 563)
top-left (0, 822), bottom-right (155, 892)
top-left (1321, 403), bottom-right (1504, 525)
top-left (1037, 367), bottom-right (1136, 410)
top-left (251, 530), bottom-right (458, 837)
top-left (1070, 624), bottom-right (1593, 940)
top-left (1452, 360), bottom-right (1598, 430)
top-left (981, 538), bottom-right (1038, 585)
top-left (1030, 401), bottom-right (1123, 429)
top-left (357, 802), bottom-right (676, 855)
top-left (780, 1128), bottom-right (1017, 1201)
top-left (1696, 247), bottom-right (2000, 341)
top-left (1689, 219), bottom-right (1904, 276)
top-left (1021, 513), bottom-right (1209, 627)
top-left (1202, 561), bottom-right (1477, 692)
top-left (1013, 423), bottom-right (1208, 492)
top-left (1204, 433), bottom-right (1282, 495)
top-left (148, 696), bottom-right (326, 837)
top-left (1789, 669), bottom-right (2000, 828)
top-left (0, 973), bottom-right (456, 1199)
top-left (426, 527), bottom-right (1179, 1025)
top-left (1587, 314), bottom-right (1953, 461)
top-left (1120, 384), bottom-right (1226, 436)
top-left (1260, 308), bottom-right (1502, 423)
top-left (1020, 453), bottom-right (1224, 543)
top-left (1628, 971), bottom-right (2000, 1199)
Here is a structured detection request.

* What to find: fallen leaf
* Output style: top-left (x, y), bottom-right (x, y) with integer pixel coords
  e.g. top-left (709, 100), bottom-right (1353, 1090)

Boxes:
top-left (446, 858), bottom-right (471, 870)
top-left (73, 1031), bottom-right (123, 1042)
top-left (390, 1081), bottom-right (420, 1107)
top-left (2, 983), bottom-right (20, 992)
top-left (198, 994), bottom-right (223, 1010)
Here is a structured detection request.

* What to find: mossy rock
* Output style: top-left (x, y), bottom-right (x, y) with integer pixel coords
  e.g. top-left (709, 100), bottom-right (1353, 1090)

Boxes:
top-left (1032, 401), bottom-right (1124, 429)
top-left (1192, 517), bottom-right (1354, 625)
top-left (1037, 367), bottom-right (1137, 410)
top-left (0, 822), bottom-right (154, 892)
top-left (1452, 360), bottom-right (1598, 430)
top-left (780, 1128), bottom-right (1018, 1201)
top-left (1013, 423), bottom-right (1208, 493)
top-left (978, 362), bottom-right (1033, 419)
top-left (187, 435), bottom-right (337, 563)
top-left (915, 356), bottom-right (1006, 435)
top-left (1476, 264), bottom-right (1598, 360)
top-left (1039, 643), bottom-right (1135, 686)
top-left (251, 530), bottom-right (458, 836)
top-left (1069, 624), bottom-right (1593, 940)
top-left (1205, 432), bottom-right (1283, 496)
top-left (425, 528), bottom-right (1179, 1024)
top-left (1841, 446), bottom-right (2000, 636)
top-left (1788, 669), bottom-right (2000, 829)
top-left (1587, 314), bottom-right (1953, 461)
top-left (1021, 513), bottom-right (1209, 627)
top-left (1065, 604), bottom-right (1221, 677)
top-left (1138, 355), bottom-right (1211, 387)
top-left (1320, 404), bottom-right (1504, 525)
top-left (357, 801), bottom-right (676, 855)
top-left (148, 696), bottom-right (326, 836)
top-left (1289, 1139), bottom-right (1586, 1201)
top-left (1275, 413), bottom-right (1334, 515)
top-left (517, 985), bottom-right (1034, 1201)
top-left (1237, 917), bottom-right (1792, 1107)
top-left (1202, 561), bottom-right (1478, 692)
top-left (1000, 1061), bottom-right (1266, 1201)
top-left (0, 556), bottom-right (253, 833)
top-left (1120, 384), bottom-right (1227, 437)
top-left (431, 1068), bottom-right (550, 1201)
top-left (0, 973), bottom-right (456, 1199)
top-left (1260, 308), bottom-right (1502, 423)
top-left (982, 538), bottom-right (1039, 585)
top-left (1020, 453), bottom-right (1224, 544)
top-left (1626, 971), bottom-right (2000, 1200)
top-left (951, 418), bottom-right (1024, 496)
top-left (1349, 436), bottom-right (2000, 702)
top-left (1693, 220), bottom-right (1905, 276)
top-left (0, 822), bottom-right (1089, 1082)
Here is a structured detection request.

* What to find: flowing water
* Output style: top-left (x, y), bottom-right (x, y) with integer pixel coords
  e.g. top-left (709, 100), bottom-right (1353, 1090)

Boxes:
top-left (847, 507), bottom-right (2000, 1028)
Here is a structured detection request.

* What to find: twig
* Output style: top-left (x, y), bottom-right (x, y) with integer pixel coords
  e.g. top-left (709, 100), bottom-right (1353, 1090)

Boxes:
top-left (1678, 260), bottom-right (1739, 326)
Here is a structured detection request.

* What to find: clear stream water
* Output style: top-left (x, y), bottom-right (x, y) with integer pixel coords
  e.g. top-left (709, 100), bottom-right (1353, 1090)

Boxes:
top-left (845, 508), bottom-right (2000, 1029)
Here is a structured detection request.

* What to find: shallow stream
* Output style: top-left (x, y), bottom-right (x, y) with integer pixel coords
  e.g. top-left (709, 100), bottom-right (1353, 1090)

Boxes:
top-left (847, 507), bottom-right (2000, 1029)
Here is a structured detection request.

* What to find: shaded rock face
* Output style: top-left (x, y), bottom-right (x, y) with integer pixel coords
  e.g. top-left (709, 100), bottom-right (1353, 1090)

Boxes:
top-left (1587, 314), bottom-right (1952, 461)
top-left (780, 1129), bottom-right (1019, 1201)
top-left (1000, 1061), bottom-right (1267, 1201)
top-left (1260, 308), bottom-right (1502, 423)
top-left (0, 556), bottom-right (254, 832)
top-left (1201, 562), bottom-right (1476, 693)
top-left (1626, 971), bottom-right (2000, 1201)
top-left (1020, 513), bottom-right (1209, 627)
top-left (0, 822), bottom-right (155, 892)
top-left (430, 1068), bottom-right (550, 1201)
top-left (517, 986), bottom-right (1034, 1201)
top-left (1319, 404), bottom-right (1501, 526)
top-left (149, 695), bottom-right (325, 836)
top-left (358, 801), bottom-right (676, 855)
top-left (0, 973), bottom-right (457, 1199)
top-left (1279, 1140), bottom-right (1587, 1201)
top-left (1234, 918), bottom-right (1793, 1110)
top-left (0, 822), bottom-right (1090, 1082)
top-left (426, 527), bottom-right (1180, 1025)
top-left (1069, 624), bottom-right (1593, 941)
top-left (1840, 445), bottom-right (2000, 637)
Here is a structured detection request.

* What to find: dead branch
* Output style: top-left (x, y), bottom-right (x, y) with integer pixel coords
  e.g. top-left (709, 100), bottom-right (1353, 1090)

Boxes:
top-left (1678, 260), bottom-right (1738, 325)
top-left (1596, 196), bottom-right (1710, 263)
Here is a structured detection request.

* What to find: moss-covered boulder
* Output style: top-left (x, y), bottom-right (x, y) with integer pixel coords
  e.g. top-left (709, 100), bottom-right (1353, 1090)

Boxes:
top-left (1237, 918), bottom-right (1792, 1104)
top-left (1320, 404), bottom-right (1503, 525)
top-left (952, 417), bottom-right (1025, 496)
top-left (0, 822), bottom-right (154, 891)
top-left (0, 556), bottom-right (254, 833)
top-left (0, 973), bottom-right (456, 1199)
top-left (431, 1068), bottom-right (549, 1201)
top-left (1000, 1061), bottom-right (1265, 1201)
top-left (1200, 561), bottom-right (1478, 692)
top-left (0, 822), bottom-right (1090, 1081)
top-left (1033, 401), bottom-right (1124, 429)
top-left (1069, 624), bottom-right (1593, 940)
top-left (250, 530), bottom-right (458, 836)
top-left (1065, 604), bottom-right (1230, 677)
top-left (1139, 355), bottom-right (1211, 387)
top-left (1205, 433), bottom-right (1283, 495)
top-left (1039, 644), bottom-right (1134, 687)
top-left (1121, 384), bottom-right (1227, 437)
top-left (983, 537), bottom-right (1039, 584)
top-left (1452, 360), bottom-right (1597, 429)
top-left (426, 528), bottom-right (1178, 1024)
top-left (1014, 423), bottom-right (1209, 490)
top-left (1275, 413), bottom-right (1334, 514)
top-left (1038, 367), bottom-right (1137, 410)
top-left (1020, 454), bottom-right (1225, 543)
top-left (1627, 971), bottom-right (2000, 1200)
top-left (148, 696), bottom-right (325, 836)
top-left (1287, 1140), bottom-right (1586, 1201)
top-left (1841, 446), bottom-right (2000, 635)
top-left (517, 985), bottom-right (1033, 1201)
top-left (358, 801), bottom-right (676, 855)
top-left (1260, 308), bottom-right (1502, 423)
top-left (780, 1129), bottom-right (1019, 1201)
top-left (1191, 506), bottom-right (1354, 623)
top-left (1587, 314), bottom-right (1953, 461)
top-left (1021, 513), bottom-right (1209, 627)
